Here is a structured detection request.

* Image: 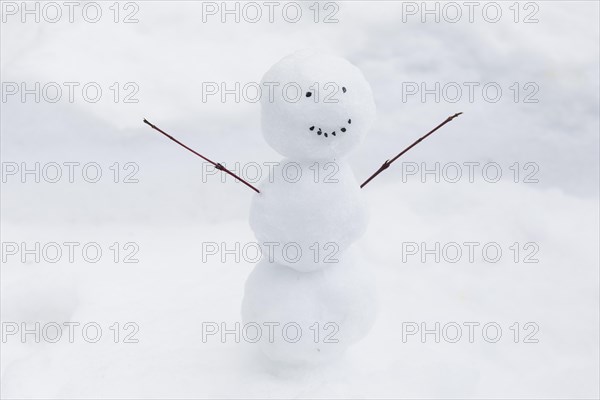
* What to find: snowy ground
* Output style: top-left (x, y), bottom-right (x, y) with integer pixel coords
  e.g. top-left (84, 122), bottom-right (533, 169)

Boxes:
top-left (1, 1), bottom-right (599, 398)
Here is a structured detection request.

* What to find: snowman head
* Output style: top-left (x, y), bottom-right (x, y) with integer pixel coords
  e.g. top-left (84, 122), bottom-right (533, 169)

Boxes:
top-left (260, 51), bottom-right (376, 160)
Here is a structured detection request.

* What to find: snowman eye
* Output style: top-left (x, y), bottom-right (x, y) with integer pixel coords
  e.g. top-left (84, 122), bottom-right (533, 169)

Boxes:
top-left (342, 86), bottom-right (347, 93)
top-left (306, 92), bottom-right (312, 98)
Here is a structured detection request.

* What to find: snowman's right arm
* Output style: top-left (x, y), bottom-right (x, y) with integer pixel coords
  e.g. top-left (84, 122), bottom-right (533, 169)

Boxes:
top-left (143, 119), bottom-right (260, 193)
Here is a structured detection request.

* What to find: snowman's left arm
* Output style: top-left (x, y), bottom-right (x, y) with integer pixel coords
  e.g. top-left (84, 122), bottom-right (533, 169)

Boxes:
top-left (360, 112), bottom-right (462, 188)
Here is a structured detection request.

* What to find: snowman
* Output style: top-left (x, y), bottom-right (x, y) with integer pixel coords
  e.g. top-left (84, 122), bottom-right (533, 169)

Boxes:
top-left (242, 50), bottom-right (377, 364)
top-left (143, 50), bottom-right (461, 365)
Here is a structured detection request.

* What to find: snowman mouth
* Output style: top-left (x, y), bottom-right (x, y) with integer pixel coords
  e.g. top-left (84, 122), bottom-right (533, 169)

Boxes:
top-left (308, 118), bottom-right (352, 138)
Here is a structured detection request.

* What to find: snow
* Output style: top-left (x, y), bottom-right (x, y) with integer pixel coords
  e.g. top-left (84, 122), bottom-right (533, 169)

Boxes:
top-left (1, 1), bottom-right (599, 398)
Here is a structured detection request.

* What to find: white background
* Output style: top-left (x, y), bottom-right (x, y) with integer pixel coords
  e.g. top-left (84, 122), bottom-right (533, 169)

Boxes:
top-left (1, 1), bottom-right (599, 398)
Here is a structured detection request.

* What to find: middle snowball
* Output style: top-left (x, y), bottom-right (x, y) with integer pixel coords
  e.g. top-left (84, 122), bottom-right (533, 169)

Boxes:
top-left (249, 160), bottom-right (368, 272)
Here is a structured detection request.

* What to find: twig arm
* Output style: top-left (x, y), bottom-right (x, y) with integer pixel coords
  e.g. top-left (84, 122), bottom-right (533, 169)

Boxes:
top-left (143, 119), bottom-right (260, 194)
top-left (360, 112), bottom-right (462, 189)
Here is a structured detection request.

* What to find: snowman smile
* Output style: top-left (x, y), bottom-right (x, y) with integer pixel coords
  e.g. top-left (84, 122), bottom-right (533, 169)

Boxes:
top-left (308, 118), bottom-right (352, 138)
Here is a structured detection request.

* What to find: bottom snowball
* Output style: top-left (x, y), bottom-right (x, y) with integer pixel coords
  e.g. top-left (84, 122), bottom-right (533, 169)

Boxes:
top-left (241, 255), bottom-right (377, 365)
